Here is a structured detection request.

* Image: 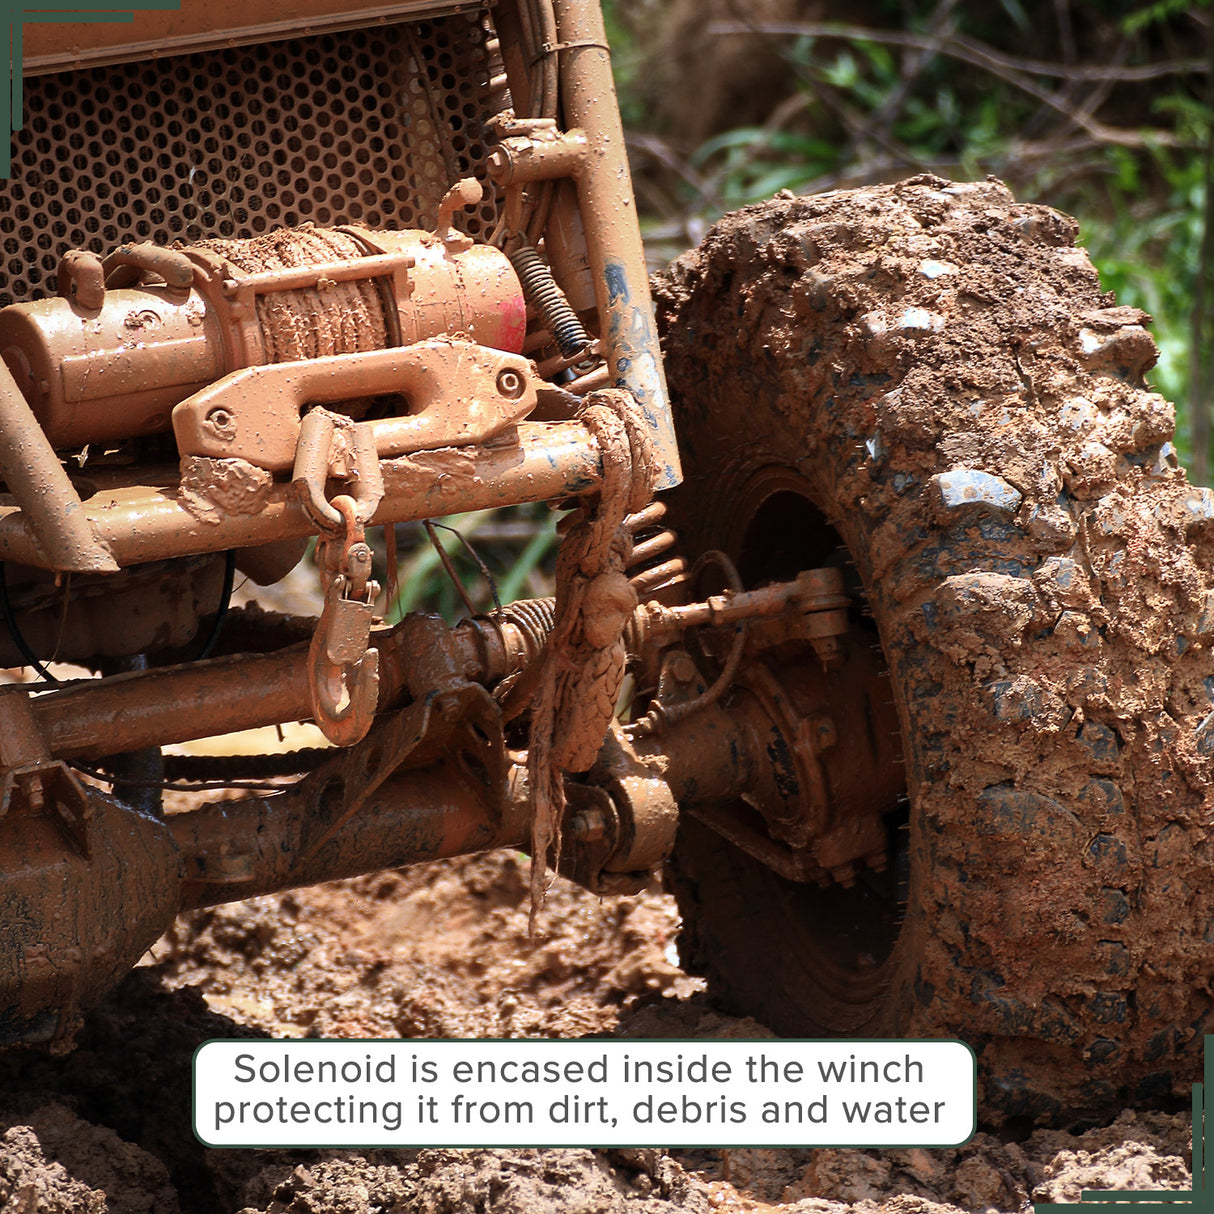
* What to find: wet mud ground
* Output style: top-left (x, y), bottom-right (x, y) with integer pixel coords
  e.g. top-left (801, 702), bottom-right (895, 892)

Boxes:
top-left (0, 853), bottom-right (1194, 1213)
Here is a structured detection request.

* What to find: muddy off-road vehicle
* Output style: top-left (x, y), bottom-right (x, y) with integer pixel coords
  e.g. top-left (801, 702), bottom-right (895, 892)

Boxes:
top-left (1, 0), bottom-right (1211, 1126)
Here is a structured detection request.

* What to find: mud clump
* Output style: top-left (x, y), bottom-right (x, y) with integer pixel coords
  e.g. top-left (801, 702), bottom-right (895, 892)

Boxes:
top-left (213, 1148), bottom-right (713, 1214)
top-left (755, 1110), bottom-right (1190, 1210)
top-left (0, 1102), bottom-right (178, 1214)
top-left (241, 1148), bottom-right (710, 1214)
top-left (0, 854), bottom-right (1196, 1213)
top-left (153, 852), bottom-right (689, 1039)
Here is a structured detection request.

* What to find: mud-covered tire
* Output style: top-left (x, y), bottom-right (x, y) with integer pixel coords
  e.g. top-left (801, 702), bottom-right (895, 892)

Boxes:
top-left (653, 175), bottom-right (1214, 1123)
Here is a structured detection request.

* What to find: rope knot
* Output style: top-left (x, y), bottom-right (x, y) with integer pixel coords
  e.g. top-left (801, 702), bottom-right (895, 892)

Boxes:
top-left (525, 389), bottom-right (658, 931)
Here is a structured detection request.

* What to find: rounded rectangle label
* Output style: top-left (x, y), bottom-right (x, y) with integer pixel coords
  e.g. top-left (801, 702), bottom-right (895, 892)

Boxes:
top-left (193, 1038), bottom-right (976, 1149)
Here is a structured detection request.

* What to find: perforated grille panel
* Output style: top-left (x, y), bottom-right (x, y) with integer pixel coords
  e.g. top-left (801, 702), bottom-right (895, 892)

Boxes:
top-left (1, 9), bottom-right (503, 308)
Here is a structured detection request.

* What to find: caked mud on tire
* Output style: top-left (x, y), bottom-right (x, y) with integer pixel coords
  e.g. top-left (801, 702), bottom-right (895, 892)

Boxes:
top-left (653, 175), bottom-right (1214, 1123)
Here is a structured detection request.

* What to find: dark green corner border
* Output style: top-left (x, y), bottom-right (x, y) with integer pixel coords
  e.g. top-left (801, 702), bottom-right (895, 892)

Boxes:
top-left (2, 0), bottom-right (180, 177)
top-left (1034, 1033), bottom-right (1213, 1212)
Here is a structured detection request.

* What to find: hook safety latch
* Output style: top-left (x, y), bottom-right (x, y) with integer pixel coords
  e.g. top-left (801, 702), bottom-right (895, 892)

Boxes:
top-left (308, 497), bottom-right (381, 746)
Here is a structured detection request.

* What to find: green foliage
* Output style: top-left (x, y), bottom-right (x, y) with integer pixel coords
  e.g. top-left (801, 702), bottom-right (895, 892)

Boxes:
top-left (623, 1), bottom-right (1211, 464)
top-left (600, 0), bottom-right (649, 129)
top-left (1122, 0), bottom-right (1209, 35)
top-left (384, 504), bottom-right (559, 624)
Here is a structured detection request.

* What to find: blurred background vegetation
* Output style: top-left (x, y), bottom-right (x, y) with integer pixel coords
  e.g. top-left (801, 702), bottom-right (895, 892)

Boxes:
top-left (604, 0), bottom-right (1213, 478)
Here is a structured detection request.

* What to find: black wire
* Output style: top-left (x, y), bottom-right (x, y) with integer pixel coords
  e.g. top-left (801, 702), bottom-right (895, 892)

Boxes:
top-left (120, 747), bottom-right (329, 782)
top-left (4, 551), bottom-right (264, 795)
top-left (198, 550), bottom-right (237, 659)
top-left (427, 520), bottom-right (503, 615)
top-left (0, 549), bottom-right (235, 680)
top-left (68, 758), bottom-right (288, 793)
top-left (0, 562), bottom-right (60, 683)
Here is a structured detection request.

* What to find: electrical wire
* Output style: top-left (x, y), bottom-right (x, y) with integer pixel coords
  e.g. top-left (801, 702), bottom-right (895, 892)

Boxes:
top-left (424, 519), bottom-right (503, 615)
top-left (0, 562), bottom-right (60, 682)
top-left (198, 549), bottom-right (237, 659)
top-left (423, 519), bottom-right (478, 618)
top-left (0, 548), bottom-right (235, 682)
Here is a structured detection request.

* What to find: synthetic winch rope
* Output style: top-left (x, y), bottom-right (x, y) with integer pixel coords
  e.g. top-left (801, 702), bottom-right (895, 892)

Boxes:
top-left (525, 388), bottom-right (657, 930)
top-left (197, 227), bottom-right (389, 362)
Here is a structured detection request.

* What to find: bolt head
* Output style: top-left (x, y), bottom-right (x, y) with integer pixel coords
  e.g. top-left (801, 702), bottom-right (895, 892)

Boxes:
top-left (811, 635), bottom-right (844, 668)
top-left (203, 406), bottom-right (236, 440)
top-left (496, 368), bottom-right (525, 399)
top-left (487, 148), bottom-right (511, 181)
top-left (668, 653), bottom-right (698, 684)
top-left (569, 810), bottom-right (606, 842)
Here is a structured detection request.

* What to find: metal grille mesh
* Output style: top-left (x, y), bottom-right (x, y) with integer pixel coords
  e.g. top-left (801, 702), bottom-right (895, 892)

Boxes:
top-left (1, 10), bottom-right (502, 308)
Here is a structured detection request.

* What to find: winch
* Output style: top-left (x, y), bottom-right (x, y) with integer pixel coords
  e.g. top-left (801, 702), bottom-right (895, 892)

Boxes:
top-left (0, 182), bottom-right (526, 453)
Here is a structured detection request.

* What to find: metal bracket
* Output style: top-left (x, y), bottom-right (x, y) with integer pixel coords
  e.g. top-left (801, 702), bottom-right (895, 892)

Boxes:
top-left (0, 687), bottom-right (93, 856)
top-left (172, 338), bottom-right (539, 473)
top-left (295, 679), bottom-right (508, 869)
top-left (0, 761), bottom-right (94, 858)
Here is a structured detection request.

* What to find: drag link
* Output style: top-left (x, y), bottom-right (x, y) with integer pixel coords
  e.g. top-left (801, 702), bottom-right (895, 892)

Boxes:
top-left (631, 550), bottom-right (746, 738)
top-left (626, 566), bottom-right (851, 652)
top-left (21, 566), bottom-right (851, 765)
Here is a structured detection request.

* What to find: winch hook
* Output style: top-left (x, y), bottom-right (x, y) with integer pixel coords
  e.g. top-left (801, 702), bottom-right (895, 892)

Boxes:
top-left (308, 495), bottom-right (381, 746)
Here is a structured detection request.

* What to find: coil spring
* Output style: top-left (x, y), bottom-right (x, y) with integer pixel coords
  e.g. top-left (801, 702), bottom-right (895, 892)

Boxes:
top-left (497, 595), bottom-right (557, 662)
top-left (509, 244), bottom-right (590, 360)
top-left (625, 501), bottom-right (688, 599)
